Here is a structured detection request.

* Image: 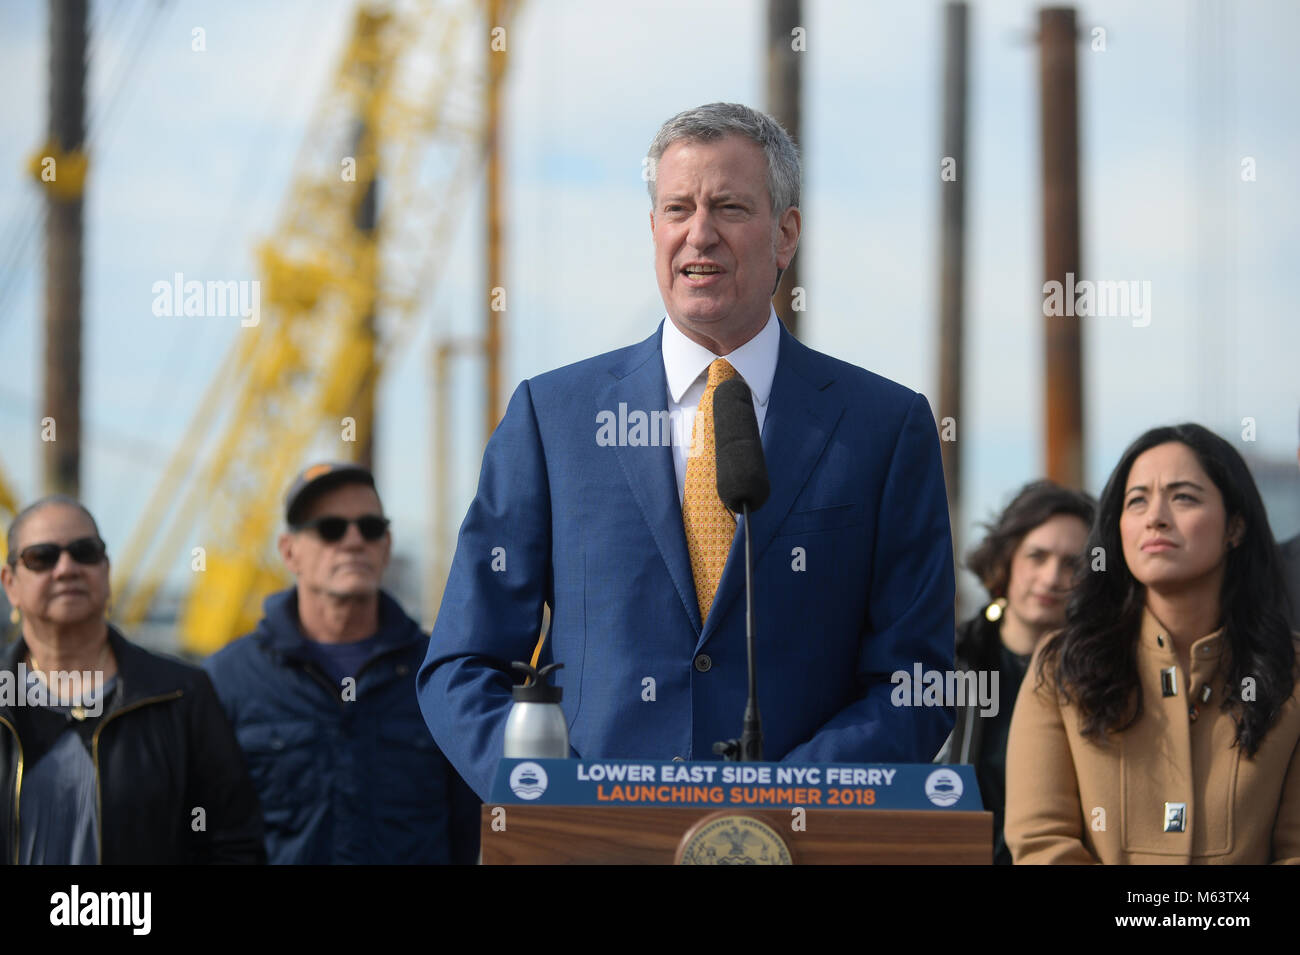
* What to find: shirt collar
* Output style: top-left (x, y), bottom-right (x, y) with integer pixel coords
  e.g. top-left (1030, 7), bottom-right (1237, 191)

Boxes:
top-left (661, 307), bottom-right (780, 405)
top-left (1139, 605), bottom-right (1226, 661)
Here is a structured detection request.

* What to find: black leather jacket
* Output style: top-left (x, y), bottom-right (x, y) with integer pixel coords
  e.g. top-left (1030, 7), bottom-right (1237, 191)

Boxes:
top-left (0, 626), bottom-right (264, 864)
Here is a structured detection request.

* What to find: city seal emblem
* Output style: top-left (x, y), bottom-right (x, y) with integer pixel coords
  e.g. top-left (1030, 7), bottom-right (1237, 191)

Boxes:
top-left (675, 812), bottom-right (793, 865)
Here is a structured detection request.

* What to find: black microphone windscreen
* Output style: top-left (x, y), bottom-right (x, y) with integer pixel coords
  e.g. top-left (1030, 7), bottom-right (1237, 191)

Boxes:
top-left (713, 377), bottom-right (770, 512)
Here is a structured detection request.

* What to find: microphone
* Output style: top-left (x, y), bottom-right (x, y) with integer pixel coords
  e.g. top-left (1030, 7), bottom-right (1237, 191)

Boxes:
top-left (711, 377), bottom-right (768, 762)
top-left (713, 378), bottom-right (769, 512)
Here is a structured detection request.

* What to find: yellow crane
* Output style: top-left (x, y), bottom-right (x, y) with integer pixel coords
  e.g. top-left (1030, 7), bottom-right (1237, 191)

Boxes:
top-left (111, 0), bottom-right (518, 654)
top-left (0, 465), bottom-right (18, 565)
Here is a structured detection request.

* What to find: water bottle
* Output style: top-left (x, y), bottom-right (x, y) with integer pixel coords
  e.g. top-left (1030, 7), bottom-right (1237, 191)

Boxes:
top-left (503, 661), bottom-right (569, 758)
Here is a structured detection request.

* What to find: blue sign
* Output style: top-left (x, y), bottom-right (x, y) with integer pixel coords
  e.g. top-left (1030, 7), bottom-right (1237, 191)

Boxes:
top-left (490, 759), bottom-right (983, 811)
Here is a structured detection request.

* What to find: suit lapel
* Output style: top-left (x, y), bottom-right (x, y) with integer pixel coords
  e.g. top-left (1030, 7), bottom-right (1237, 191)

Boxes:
top-left (697, 323), bottom-right (845, 650)
top-left (600, 324), bottom-right (703, 635)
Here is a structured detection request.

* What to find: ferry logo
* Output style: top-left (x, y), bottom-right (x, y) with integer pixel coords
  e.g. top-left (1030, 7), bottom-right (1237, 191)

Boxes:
top-left (509, 761), bottom-right (549, 800)
top-left (924, 768), bottom-right (964, 807)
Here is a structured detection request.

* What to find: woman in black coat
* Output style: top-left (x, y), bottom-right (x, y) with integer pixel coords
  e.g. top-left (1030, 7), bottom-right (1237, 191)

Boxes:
top-left (0, 494), bottom-right (264, 864)
top-left (937, 480), bottom-right (1094, 864)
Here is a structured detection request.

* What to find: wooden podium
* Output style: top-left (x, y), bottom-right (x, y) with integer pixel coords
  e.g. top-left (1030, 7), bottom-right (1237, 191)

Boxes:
top-left (481, 805), bottom-right (992, 864)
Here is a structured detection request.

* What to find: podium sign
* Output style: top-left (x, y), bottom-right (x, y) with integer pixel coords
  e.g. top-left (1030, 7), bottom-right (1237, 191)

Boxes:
top-left (482, 760), bottom-right (991, 865)
top-left (490, 759), bottom-right (981, 811)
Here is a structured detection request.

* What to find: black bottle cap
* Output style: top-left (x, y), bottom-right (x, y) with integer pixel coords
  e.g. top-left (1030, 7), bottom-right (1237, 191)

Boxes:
top-left (511, 661), bottom-right (564, 703)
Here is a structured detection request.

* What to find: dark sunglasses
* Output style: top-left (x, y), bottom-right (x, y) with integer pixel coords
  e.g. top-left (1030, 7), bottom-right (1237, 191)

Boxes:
top-left (293, 515), bottom-right (390, 542)
top-left (10, 536), bottom-right (107, 572)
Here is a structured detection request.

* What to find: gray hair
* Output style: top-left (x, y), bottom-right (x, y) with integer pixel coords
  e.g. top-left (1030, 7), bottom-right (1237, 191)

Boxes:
top-left (645, 103), bottom-right (801, 215)
top-left (5, 494), bottom-right (104, 565)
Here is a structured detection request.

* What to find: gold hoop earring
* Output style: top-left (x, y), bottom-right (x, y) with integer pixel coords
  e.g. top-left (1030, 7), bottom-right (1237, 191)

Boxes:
top-left (8, 607), bottom-right (19, 625)
top-left (984, 597), bottom-right (1007, 622)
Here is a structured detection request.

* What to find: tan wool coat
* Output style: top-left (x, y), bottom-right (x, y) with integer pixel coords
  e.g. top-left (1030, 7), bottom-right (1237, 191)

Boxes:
top-left (1005, 608), bottom-right (1300, 864)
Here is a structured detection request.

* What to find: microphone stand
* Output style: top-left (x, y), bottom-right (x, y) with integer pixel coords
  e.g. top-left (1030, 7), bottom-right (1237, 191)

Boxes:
top-left (714, 502), bottom-right (763, 762)
top-left (739, 502), bottom-right (763, 761)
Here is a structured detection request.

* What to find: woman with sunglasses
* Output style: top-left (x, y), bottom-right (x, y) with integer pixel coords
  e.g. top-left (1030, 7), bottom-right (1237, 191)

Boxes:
top-left (1005, 424), bottom-right (1300, 863)
top-left (0, 494), bottom-right (264, 864)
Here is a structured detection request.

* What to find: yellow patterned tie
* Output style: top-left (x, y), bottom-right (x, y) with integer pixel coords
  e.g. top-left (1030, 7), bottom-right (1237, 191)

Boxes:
top-left (683, 358), bottom-right (739, 622)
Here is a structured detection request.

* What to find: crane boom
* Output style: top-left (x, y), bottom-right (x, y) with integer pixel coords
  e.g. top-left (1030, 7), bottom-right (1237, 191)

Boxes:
top-left (111, 0), bottom-right (518, 653)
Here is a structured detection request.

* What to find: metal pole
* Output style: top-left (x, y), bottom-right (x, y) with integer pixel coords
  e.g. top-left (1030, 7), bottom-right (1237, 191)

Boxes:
top-left (354, 141), bottom-right (378, 471)
top-left (937, 1), bottom-right (968, 536)
top-left (1038, 7), bottom-right (1084, 488)
top-left (485, 0), bottom-right (506, 440)
top-left (431, 341), bottom-right (450, 625)
top-left (766, 0), bottom-right (803, 339)
top-left (42, 0), bottom-right (88, 496)
top-left (347, 9), bottom-right (384, 471)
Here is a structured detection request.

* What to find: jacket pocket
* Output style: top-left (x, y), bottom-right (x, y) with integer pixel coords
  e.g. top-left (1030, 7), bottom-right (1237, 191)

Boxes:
top-left (374, 718), bottom-right (443, 811)
top-left (236, 720), bottom-right (319, 813)
top-left (776, 501), bottom-right (864, 536)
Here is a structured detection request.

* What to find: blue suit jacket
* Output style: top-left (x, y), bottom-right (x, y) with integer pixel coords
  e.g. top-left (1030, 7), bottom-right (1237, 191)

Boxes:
top-left (418, 320), bottom-right (956, 799)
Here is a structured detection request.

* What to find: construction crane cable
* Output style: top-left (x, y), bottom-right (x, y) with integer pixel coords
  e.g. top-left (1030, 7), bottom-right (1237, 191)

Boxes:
top-left (86, 0), bottom-right (144, 90)
top-left (89, 0), bottom-right (173, 160)
top-left (0, 202), bottom-right (43, 321)
top-left (0, 381), bottom-right (169, 465)
top-left (137, 0), bottom-right (321, 442)
top-left (0, 1), bottom-right (172, 328)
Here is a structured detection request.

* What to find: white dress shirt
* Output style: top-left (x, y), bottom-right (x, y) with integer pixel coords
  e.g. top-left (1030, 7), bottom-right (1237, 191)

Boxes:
top-left (660, 307), bottom-right (780, 505)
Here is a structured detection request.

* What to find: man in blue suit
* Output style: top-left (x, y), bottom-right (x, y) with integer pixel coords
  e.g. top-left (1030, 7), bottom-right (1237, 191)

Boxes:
top-left (419, 103), bottom-right (955, 799)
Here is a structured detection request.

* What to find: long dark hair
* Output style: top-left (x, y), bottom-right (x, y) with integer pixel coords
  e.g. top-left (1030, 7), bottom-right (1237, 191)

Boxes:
top-left (1037, 423), bottom-right (1295, 757)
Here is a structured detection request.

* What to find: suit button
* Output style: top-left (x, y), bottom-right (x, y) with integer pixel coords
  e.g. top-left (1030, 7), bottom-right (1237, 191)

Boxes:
top-left (396, 663), bottom-right (410, 677)
top-left (694, 654), bottom-right (712, 673)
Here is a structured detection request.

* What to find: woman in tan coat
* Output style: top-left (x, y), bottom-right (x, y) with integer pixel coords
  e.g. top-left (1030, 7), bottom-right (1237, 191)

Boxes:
top-left (1005, 423), bottom-right (1300, 864)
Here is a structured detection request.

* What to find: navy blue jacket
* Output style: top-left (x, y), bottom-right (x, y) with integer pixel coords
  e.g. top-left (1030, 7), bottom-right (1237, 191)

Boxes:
top-left (421, 320), bottom-right (955, 799)
top-left (205, 588), bottom-right (480, 864)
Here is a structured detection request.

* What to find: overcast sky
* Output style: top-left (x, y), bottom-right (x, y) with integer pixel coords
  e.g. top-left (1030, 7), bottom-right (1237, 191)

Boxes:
top-left (1, 0), bottom-right (1297, 619)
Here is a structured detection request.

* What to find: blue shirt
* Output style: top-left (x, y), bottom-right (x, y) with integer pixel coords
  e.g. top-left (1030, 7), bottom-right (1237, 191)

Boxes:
top-left (296, 632), bottom-right (383, 686)
top-left (19, 674), bottom-right (118, 865)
